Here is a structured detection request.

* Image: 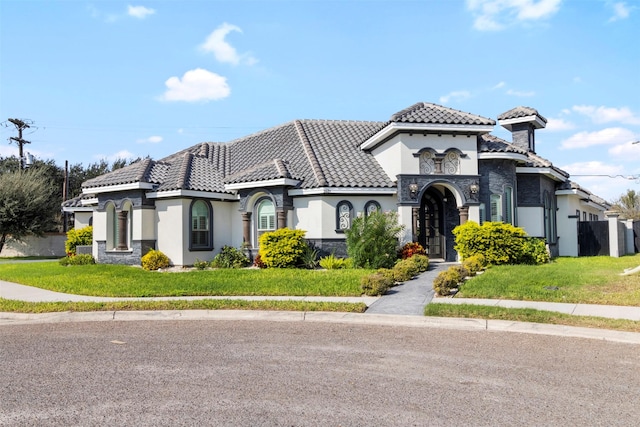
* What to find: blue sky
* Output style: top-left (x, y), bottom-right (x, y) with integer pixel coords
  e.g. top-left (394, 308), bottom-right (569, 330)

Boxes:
top-left (1, 0), bottom-right (638, 202)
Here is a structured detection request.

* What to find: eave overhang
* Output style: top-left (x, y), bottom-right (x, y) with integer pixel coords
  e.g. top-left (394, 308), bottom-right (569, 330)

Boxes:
top-left (224, 178), bottom-right (301, 191)
top-left (478, 152), bottom-right (530, 163)
top-left (499, 115), bottom-right (546, 131)
top-left (288, 187), bottom-right (397, 196)
top-left (146, 189), bottom-right (238, 200)
top-left (360, 122), bottom-right (494, 151)
top-left (516, 166), bottom-right (568, 182)
top-left (82, 182), bottom-right (156, 195)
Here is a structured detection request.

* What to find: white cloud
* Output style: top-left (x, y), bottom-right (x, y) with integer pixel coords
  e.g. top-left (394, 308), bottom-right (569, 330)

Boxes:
top-left (560, 127), bottom-right (636, 149)
top-left (546, 117), bottom-right (575, 131)
top-left (0, 145), bottom-right (18, 158)
top-left (609, 2), bottom-right (631, 22)
top-left (200, 22), bottom-right (258, 66)
top-left (128, 5), bottom-right (156, 19)
top-left (561, 160), bottom-right (624, 176)
top-left (506, 89), bottom-right (535, 97)
top-left (572, 105), bottom-right (640, 125)
top-left (160, 68), bottom-right (230, 102)
top-left (137, 135), bottom-right (163, 144)
top-left (466, 0), bottom-right (561, 31)
top-left (439, 90), bottom-right (472, 104)
top-left (492, 81), bottom-right (506, 90)
top-left (608, 139), bottom-right (640, 158)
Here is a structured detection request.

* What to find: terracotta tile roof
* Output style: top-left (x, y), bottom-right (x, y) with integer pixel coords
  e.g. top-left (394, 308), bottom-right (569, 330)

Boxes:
top-left (390, 102), bottom-right (496, 126)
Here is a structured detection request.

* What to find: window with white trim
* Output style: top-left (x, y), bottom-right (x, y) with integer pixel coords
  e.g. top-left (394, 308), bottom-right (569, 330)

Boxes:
top-left (256, 198), bottom-right (276, 241)
top-left (190, 200), bottom-right (212, 250)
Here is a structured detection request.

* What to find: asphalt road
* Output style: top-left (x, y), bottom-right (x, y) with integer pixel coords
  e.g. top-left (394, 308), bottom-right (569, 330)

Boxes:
top-left (1, 320), bottom-right (639, 426)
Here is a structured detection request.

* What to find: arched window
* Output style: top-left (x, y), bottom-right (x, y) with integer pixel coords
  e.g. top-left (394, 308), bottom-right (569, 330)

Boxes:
top-left (190, 200), bottom-right (212, 250)
top-left (364, 200), bottom-right (381, 217)
top-left (256, 198), bottom-right (276, 243)
top-left (336, 200), bottom-right (353, 232)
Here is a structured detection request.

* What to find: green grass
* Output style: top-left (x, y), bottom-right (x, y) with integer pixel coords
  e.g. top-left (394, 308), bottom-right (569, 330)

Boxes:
top-left (0, 262), bottom-right (371, 297)
top-left (457, 254), bottom-right (640, 306)
top-left (0, 298), bottom-right (367, 314)
top-left (425, 303), bottom-right (640, 333)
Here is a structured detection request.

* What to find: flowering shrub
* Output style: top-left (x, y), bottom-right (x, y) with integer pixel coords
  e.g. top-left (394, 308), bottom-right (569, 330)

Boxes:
top-left (141, 249), bottom-right (170, 271)
top-left (399, 242), bottom-right (426, 259)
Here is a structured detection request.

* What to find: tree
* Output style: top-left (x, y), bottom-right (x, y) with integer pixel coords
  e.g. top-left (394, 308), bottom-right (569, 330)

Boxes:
top-left (0, 168), bottom-right (61, 253)
top-left (612, 189), bottom-right (640, 220)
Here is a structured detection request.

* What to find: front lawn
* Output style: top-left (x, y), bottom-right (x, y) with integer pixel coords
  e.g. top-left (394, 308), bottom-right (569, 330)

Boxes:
top-left (455, 254), bottom-right (640, 306)
top-left (0, 262), bottom-right (371, 297)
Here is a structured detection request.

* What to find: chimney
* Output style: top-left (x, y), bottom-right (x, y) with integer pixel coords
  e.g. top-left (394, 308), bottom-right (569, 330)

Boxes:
top-left (497, 107), bottom-right (547, 153)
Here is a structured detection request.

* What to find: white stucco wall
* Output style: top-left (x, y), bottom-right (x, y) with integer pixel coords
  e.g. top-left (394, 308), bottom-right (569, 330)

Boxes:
top-left (556, 196), bottom-right (579, 257)
top-left (292, 195), bottom-right (398, 239)
top-left (371, 133), bottom-right (479, 180)
top-left (73, 211), bottom-right (93, 229)
top-left (517, 206), bottom-right (544, 238)
top-left (155, 199), bottom-right (187, 265)
top-left (154, 198), bottom-right (242, 266)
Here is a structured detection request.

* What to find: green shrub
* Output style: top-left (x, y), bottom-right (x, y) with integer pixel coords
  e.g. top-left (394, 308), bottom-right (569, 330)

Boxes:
top-left (453, 221), bottom-right (548, 265)
top-left (399, 242), bottom-right (426, 259)
top-left (391, 258), bottom-right (420, 282)
top-left (346, 211), bottom-right (404, 269)
top-left (193, 259), bottom-right (209, 270)
top-left (141, 249), bottom-right (170, 271)
top-left (299, 243), bottom-right (319, 269)
top-left (259, 228), bottom-right (308, 268)
top-left (409, 254), bottom-right (430, 272)
top-left (360, 272), bottom-right (394, 296)
top-left (64, 226), bottom-right (93, 255)
top-left (59, 254), bottom-right (96, 266)
top-left (376, 268), bottom-right (396, 284)
top-left (433, 267), bottom-right (464, 296)
top-left (462, 254), bottom-right (486, 274)
top-left (521, 237), bottom-right (550, 265)
top-left (211, 246), bottom-right (250, 269)
top-left (319, 254), bottom-right (349, 270)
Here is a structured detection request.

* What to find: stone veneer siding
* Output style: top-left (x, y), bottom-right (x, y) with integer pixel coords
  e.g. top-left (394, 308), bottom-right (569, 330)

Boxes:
top-left (97, 240), bottom-right (155, 265)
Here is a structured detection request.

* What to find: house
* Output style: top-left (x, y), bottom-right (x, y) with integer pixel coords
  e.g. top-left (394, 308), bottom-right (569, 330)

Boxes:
top-left (63, 102), bottom-right (611, 265)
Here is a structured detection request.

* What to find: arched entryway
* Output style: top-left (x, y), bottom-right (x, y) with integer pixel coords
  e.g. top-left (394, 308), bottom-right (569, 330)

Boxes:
top-left (418, 188), bottom-right (445, 259)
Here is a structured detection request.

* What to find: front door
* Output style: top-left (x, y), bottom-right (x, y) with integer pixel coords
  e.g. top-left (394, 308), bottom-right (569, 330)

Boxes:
top-left (418, 190), bottom-right (444, 259)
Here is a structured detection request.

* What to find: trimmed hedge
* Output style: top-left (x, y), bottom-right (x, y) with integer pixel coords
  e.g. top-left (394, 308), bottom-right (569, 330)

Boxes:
top-left (141, 249), bottom-right (170, 271)
top-left (64, 226), bottom-right (93, 256)
top-left (453, 221), bottom-right (549, 265)
top-left (259, 228), bottom-right (307, 268)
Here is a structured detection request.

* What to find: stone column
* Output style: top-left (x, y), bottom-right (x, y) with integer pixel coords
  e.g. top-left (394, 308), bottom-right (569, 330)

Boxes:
top-left (458, 206), bottom-right (469, 225)
top-left (242, 212), bottom-right (252, 248)
top-left (277, 210), bottom-right (287, 229)
top-left (117, 211), bottom-right (128, 250)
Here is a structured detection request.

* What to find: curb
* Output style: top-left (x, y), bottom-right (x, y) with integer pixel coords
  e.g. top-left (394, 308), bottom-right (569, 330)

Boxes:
top-left (2, 310), bottom-right (639, 345)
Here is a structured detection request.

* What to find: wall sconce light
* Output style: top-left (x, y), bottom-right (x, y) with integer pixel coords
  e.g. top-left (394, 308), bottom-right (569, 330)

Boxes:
top-left (409, 181), bottom-right (419, 199)
top-left (469, 182), bottom-right (479, 195)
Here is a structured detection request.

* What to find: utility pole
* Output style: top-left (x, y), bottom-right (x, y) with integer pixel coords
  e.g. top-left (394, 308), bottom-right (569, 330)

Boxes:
top-left (8, 118), bottom-right (31, 170)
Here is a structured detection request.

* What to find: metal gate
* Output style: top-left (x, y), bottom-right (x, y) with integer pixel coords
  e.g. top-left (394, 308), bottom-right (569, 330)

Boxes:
top-left (578, 221), bottom-right (609, 256)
